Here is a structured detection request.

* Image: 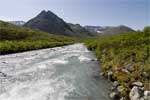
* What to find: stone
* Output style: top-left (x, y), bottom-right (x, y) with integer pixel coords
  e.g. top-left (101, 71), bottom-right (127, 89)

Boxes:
top-left (139, 98), bottom-right (145, 100)
top-left (109, 92), bottom-right (121, 100)
top-left (100, 72), bottom-right (104, 76)
top-left (113, 81), bottom-right (119, 87)
top-left (125, 65), bottom-right (135, 72)
top-left (0, 71), bottom-right (7, 77)
top-left (129, 86), bottom-right (144, 100)
top-left (111, 86), bottom-right (117, 91)
top-left (108, 71), bottom-right (113, 81)
top-left (119, 97), bottom-right (125, 100)
top-left (144, 91), bottom-right (150, 99)
top-left (121, 69), bottom-right (129, 73)
top-left (132, 82), bottom-right (143, 87)
top-left (91, 58), bottom-right (98, 61)
top-left (111, 81), bottom-right (119, 91)
top-left (141, 72), bottom-right (149, 79)
top-left (117, 86), bottom-right (124, 93)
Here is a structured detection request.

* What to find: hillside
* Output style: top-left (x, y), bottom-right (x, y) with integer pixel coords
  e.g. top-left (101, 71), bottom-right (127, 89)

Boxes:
top-left (84, 25), bottom-right (135, 36)
top-left (101, 25), bottom-right (135, 36)
top-left (84, 25), bottom-right (106, 33)
top-left (0, 21), bottom-right (76, 54)
top-left (24, 10), bottom-right (75, 36)
top-left (24, 10), bottom-right (93, 37)
top-left (8, 21), bottom-right (25, 26)
top-left (68, 23), bottom-right (94, 37)
top-left (85, 27), bottom-right (150, 99)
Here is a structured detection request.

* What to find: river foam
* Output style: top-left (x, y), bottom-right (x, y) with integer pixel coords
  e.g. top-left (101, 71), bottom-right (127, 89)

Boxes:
top-left (0, 43), bottom-right (111, 100)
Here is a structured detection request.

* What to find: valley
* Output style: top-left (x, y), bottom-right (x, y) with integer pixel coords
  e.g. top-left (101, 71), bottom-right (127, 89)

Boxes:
top-left (0, 7), bottom-right (149, 100)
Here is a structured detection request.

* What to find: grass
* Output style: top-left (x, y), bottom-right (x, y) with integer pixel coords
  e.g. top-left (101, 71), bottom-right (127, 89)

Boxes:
top-left (85, 27), bottom-right (150, 98)
top-left (0, 21), bottom-right (77, 54)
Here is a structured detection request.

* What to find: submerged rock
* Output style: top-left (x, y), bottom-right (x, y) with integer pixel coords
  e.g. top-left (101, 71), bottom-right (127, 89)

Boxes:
top-left (100, 72), bottom-right (104, 76)
top-left (108, 71), bottom-right (113, 81)
top-left (93, 72), bottom-right (101, 79)
top-left (91, 58), bottom-right (98, 61)
top-left (109, 92), bottom-right (121, 100)
top-left (0, 71), bottom-right (7, 77)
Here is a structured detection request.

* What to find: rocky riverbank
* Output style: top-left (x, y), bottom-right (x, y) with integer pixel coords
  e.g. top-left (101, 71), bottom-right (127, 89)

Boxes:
top-left (99, 69), bottom-right (150, 100)
top-left (85, 28), bottom-right (150, 100)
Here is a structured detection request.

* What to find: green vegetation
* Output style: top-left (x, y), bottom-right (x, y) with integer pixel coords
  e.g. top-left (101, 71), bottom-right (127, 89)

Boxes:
top-left (0, 21), bottom-right (77, 54)
top-left (85, 27), bottom-right (150, 98)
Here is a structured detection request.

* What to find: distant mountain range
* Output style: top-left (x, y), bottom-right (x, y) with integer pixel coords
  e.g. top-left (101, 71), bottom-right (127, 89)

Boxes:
top-left (8, 21), bottom-right (25, 26)
top-left (68, 23), bottom-right (94, 36)
top-left (8, 10), bottom-right (135, 37)
top-left (84, 25), bottom-right (135, 36)
top-left (84, 26), bottom-right (106, 33)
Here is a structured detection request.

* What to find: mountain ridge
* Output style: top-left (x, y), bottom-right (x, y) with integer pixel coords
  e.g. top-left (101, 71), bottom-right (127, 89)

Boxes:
top-left (84, 25), bottom-right (135, 36)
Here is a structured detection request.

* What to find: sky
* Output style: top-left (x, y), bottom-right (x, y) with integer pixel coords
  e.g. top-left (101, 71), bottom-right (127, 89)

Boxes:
top-left (0, 0), bottom-right (149, 30)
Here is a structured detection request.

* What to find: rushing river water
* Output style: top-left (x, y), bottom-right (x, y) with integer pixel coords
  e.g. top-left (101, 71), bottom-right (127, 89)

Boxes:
top-left (0, 44), bottom-right (111, 100)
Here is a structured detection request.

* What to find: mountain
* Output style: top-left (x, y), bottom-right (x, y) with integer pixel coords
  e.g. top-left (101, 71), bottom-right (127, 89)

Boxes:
top-left (8, 21), bottom-right (25, 26)
top-left (84, 25), bottom-right (135, 36)
top-left (101, 25), bottom-right (135, 36)
top-left (24, 10), bottom-right (74, 36)
top-left (24, 10), bottom-right (88, 37)
top-left (84, 26), bottom-right (106, 33)
top-left (68, 23), bottom-right (93, 36)
top-left (24, 10), bottom-right (134, 37)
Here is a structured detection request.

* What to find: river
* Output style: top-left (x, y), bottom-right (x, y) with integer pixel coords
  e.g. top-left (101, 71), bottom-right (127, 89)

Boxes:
top-left (0, 43), bottom-right (111, 100)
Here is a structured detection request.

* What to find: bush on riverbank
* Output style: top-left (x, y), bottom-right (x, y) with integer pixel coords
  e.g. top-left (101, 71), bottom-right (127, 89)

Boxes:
top-left (85, 27), bottom-right (150, 99)
top-left (0, 21), bottom-right (77, 54)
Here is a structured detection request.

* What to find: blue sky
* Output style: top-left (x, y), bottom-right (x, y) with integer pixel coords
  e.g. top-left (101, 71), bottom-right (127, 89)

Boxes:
top-left (0, 0), bottom-right (149, 30)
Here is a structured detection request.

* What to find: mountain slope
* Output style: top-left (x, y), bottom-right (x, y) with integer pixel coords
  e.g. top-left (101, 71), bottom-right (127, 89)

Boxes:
top-left (101, 25), bottom-right (135, 36)
top-left (24, 10), bottom-right (75, 36)
top-left (85, 27), bottom-right (150, 99)
top-left (24, 10), bottom-right (89, 37)
top-left (84, 26), bottom-right (106, 33)
top-left (84, 25), bottom-right (135, 36)
top-left (0, 21), bottom-right (76, 54)
top-left (68, 23), bottom-right (93, 36)
top-left (8, 21), bottom-right (25, 26)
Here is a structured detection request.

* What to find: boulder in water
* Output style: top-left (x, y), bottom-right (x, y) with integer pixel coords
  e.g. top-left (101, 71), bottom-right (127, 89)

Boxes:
top-left (109, 92), bottom-right (121, 100)
top-left (107, 71), bottom-right (114, 81)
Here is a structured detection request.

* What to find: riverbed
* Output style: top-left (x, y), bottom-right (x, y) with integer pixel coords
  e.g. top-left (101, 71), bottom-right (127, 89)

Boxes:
top-left (0, 43), bottom-right (111, 100)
